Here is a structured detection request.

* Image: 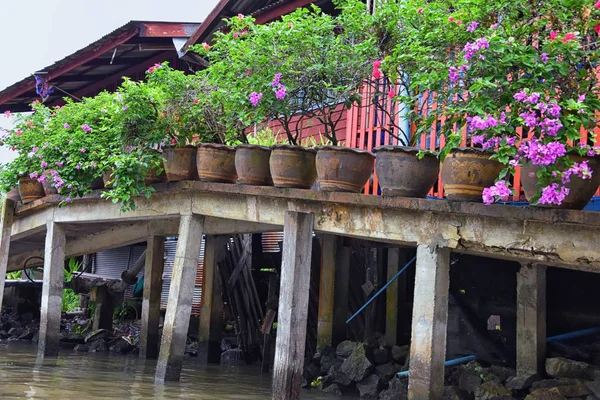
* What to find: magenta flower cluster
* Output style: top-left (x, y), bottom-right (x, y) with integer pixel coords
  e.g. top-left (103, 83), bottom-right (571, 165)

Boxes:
top-left (519, 138), bottom-right (566, 166)
top-left (271, 73), bottom-right (287, 100)
top-left (513, 89), bottom-right (562, 136)
top-left (466, 21), bottom-right (478, 33)
top-left (81, 124), bottom-right (93, 133)
top-left (463, 37), bottom-right (489, 61)
top-left (249, 92), bottom-right (263, 107)
top-left (538, 183), bottom-right (570, 205)
top-left (482, 180), bottom-right (512, 205)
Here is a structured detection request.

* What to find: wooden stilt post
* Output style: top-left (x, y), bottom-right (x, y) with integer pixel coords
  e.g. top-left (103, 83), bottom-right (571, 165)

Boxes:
top-left (386, 248), bottom-right (400, 346)
top-left (155, 214), bottom-right (204, 382)
top-left (91, 286), bottom-right (117, 331)
top-left (38, 221), bottom-right (66, 358)
top-left (332, 244), bottom-right (350, 346)
top-left (0, 198), bottom-right (15, 314)
top-left (408, 244), bottom-right (450, 400)
top-left (139, 235), bottom-right (165, 359)
top-left (317, 234), bottom-right (337, 350)
top-left (198, 235), bottom-right (224, 364)
top-left (516, 263), bottom-right (546, 378)
top-left (272, 211), bottom-right (314, 400)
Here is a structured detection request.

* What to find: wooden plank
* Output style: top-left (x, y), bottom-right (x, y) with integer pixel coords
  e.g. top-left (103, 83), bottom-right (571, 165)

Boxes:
top-left (0, 199), bottom-right (15, 313)
top-left (140, 236), bottom-right (165, 359)
top-left (317, 234), bottom-right (337, 349)
top-left (198, 235), bottom-right (225, 364)
top-left (272, 211), bottom-right (315, 400)
top-left (155, 214), bottom-right (205, 382)
top-left (408, 244), bottom-right (450, 400)
top-left (333, 244), bottom-right (350, 346)
top-left (38, 221), bottom-right (66, 358)
top-left (386, 248), bottom-right (400, 346)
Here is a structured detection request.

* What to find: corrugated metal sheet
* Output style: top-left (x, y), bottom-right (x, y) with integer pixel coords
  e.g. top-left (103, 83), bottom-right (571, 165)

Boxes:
top-left (162, 237), bottom-right (204, 315)
top-left (262, 232), bottom-right (284, 253)
top-left (93, 238), bottom-right (204, 315)
top-left (95, 244), bottom-right (146, 300)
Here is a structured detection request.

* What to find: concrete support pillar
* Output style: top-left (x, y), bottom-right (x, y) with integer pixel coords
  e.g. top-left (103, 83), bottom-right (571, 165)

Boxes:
top-left (408, 244), bottom-right (450, 400)
top-left (91, 286), bottom-right (117, 331)
top-left (0, 198), bottom-right (15, 314)
top-left (139, 236), bottom-right (165, 359)
top-left (38, 221), bottom-right (66, 358)
top-left (317, 234), bottom-right (337, 350)
top-left (272, 211), bottom-right (314, 400)
top-left (332, 244), bottom-right (350, 346)
top-left (198, 235), bottom-right (224, 364)
top-left (516, 263), bottom-right (546, 378)
top-left (386, 248), bottom-right (400, 346)
top-left (155, 214), bottom-right (204, 382)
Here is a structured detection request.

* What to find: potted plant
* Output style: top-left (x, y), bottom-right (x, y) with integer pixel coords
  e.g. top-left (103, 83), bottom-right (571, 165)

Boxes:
top-left (439, 0), bottom-right (600, 208)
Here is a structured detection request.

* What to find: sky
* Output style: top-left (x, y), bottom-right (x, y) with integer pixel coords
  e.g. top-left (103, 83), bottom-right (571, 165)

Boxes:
top-left (0, 0), bottom-right (220, 163)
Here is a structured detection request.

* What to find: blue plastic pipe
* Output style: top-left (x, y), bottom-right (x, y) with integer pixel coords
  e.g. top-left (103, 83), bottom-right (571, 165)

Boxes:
top-left (346, 256), bottom-right (417, 324)
top-left (396, 327), bottom-right (600, 378)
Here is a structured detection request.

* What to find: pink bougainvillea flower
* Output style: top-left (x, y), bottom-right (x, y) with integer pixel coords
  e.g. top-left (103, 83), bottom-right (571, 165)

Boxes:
top-left (596, 0), bottom-right (600, 9)
top-left (561, 32), bottom-right (577, 42)
top-left (249, 92), bottom-right (263, 107)
top-left (417, 7), bottom-right (423, 13)
top-left (372, 60), bottom-right (383, 79)
top-left (202, 42), bottom-right (210, 51)
top-left (233, 32), bottom-right (239, 38)
top-left (578, 94), bottom-right (586, 102)
top-left (75, 164), bottom-right (81, 170)
top-left (64, 123), bottom-right (70, 129)
top-left (193, 98), bottom-right (199, 104)
top-left (147, 63), bottom-right (161, 74)
top-left (595, 24), bottom-right (600, 35)
top-left (538, 183), bottom-right (569, 205)
top-left (41, 161), bottom-right (47, 168)
top-left (466, 21), bottom-right (478, 32)
top-left (448, 16), bottom-right (454, 22)
top-left (15, 129), bottom-right (23, 136)
top-left (3, 111), bottom-right (10, 118)
top-left (65, 197), bottom-right (72, 203)
top-left (80, 148), bottom-right (86, 153)
top-left (455, 20), bottom-right (463, 25)
top-left (491, 23), bottom-right (499, 29)
top-left (122, 106), bottom-right (128, 111)
top-left (275, 85), bottom-right (287, 100)
top-left (288, 22), bottom-right (293, 28)
top-left (170, 138), bottom-right (177, 146)
top-left (81, 124), bottom-right (92, 132)
top-left (387, 89), bottom-right (395, 99)
top-left (482, 180), bottom-right (512, 205)
top-left (237, 13), bottom-right (244, 19)
top-left (55, 161), bottom-right (64, 167)
top-left (272, 73), bottom-right (282, 88)
top-left (29, 172), bottom-right (39, 179)
top-left (541, 53), bottom-right (549, 64)
top-left (549, 31), bottom-right (557, 40)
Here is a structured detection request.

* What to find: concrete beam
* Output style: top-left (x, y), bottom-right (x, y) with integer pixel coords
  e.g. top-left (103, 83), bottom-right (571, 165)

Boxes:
top-left (408, 244), bottom-right (450, 400)
top-left (38, 221), bottom-right (66, 358)
top-left (198, 235), bottom-right (224, 364)
top-left (0, 199), bottom-right (15, 313)
top-left (317, 234), bottom-right (337, 350)
top-left (10, 182), bottom-right (600, 271)
top-left (156, 214), bottom-right (205, 382)
top-left (516, 264), bottom-right (546, 378)
top-left (139, 236), bottom-right (165, 359)
top-left (272, 211), bottom-right (315, 400)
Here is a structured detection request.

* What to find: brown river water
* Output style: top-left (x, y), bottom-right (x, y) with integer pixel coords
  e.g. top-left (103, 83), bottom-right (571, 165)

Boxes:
top-left (0, 342), bottom-right (356, 399)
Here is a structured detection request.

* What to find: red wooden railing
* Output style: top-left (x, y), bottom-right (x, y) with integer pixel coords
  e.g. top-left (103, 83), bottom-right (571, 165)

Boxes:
top-left (345, 85), bottom-right (600, 200)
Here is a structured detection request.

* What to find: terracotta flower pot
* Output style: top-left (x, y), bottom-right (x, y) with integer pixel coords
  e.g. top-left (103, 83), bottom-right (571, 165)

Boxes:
top-left (235, 144), bottom-right (273, 186)
top-left (6, 187), bottom-right (21, 203)
top-left (41, 170), bottom-right (58, 195)
top-left (197, 143), bottom-right (237, 183)
top-left (269, 145), bottom-right (317, 189)
top-left (163, 146), bottom-right (199, 182)
top-left (374, 146), bottom-right (439, 197)
top-left (520, 154), bottom-right (600, 209)
top-left (441, 147), bottom-right (503, 202)
top-left (18, 178), bottom-right (45, 204)
top-left (316, 146), bottom-right (375, 193)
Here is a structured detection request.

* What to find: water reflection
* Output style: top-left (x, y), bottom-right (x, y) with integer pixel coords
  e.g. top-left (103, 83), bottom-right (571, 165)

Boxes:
top-left (0, 342), bottom-right (355, 399)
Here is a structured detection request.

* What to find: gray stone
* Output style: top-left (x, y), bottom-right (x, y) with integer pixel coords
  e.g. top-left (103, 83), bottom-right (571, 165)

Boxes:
top-left (84, 329), bottom-right (111, 343)
top-left (375, 362), bottom-right (402, 381)
top-left (459, 370), bottom-right (482, 393)
top-left (322, 384), bottom-right (342, 395)
top-left (73, 344), bottom-right (89, 352)
top-left (505, 374), bottom-right (540, 390)
top-left (488, 366), bottom-right (516, 383)
top-left (372, 347), bottom-right (391, 365)
top-left (586, 380), bottom-right (600, 397)
top-left (587, 395), bottom-right (600, 400)
top-left (18, 329), bottom-right (34, 341)
top-left (110, 337), bottom-right (135, 354)
top-left (340, 344), bottom-right (373, 382)
top-left (443, 386), bottom-right (470, 400)
top-left (88, 339), bottom-right (108, 353)
top-left (0, 330), bottom-right (8, 339)
top-left (379, 377), bottom-right (408, 400)
top-left (474, 381), bottom-right (512, 400)
top-left (525, 387), bottom-right (567, 400)
top-left (336, 340), bottom-right (357, 358)
top-left (356, 374), bottom-right (382, 399)
top-left (7, 327), bottom-right (22, 338)
top-left (327, 363), bottom-right (352, 387)
top-left (532, 378), bottom-right (591, 397)
top-left (547, 358), bottom-right (598, 380)
top-left (391, 345), bottom-right (409, 364)
top-left (320, 348), bottom-right (338, 375)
